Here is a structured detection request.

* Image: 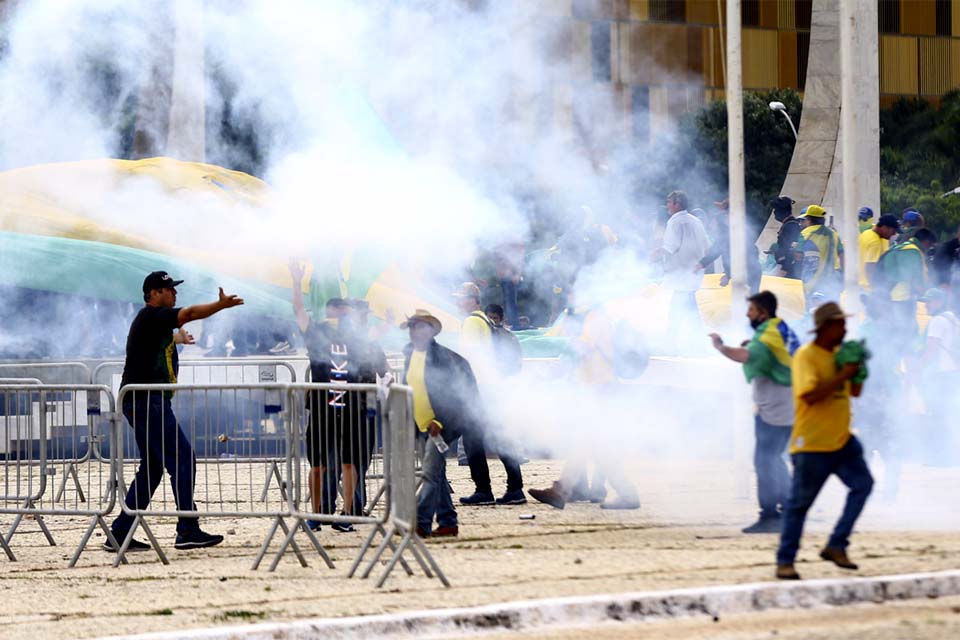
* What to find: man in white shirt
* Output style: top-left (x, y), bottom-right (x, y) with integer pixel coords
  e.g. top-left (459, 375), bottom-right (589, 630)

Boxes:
top-left (659, 190), bottom-right (710, 350)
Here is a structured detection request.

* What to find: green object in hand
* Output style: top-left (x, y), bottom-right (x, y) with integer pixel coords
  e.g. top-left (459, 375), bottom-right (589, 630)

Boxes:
top-left (836, 339), bottom-right (871, 383)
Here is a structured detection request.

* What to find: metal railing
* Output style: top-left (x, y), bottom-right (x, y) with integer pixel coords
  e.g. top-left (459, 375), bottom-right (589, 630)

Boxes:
top-left (0, 362), bottom-right (92, 385)
top-left (0, 384), bottom-right (120, 567)
top-left (0, 378), bottom-right (445, 586)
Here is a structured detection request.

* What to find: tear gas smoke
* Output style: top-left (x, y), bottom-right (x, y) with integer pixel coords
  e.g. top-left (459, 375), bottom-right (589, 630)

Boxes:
top-left (0, 0), bottom-right (951, 528)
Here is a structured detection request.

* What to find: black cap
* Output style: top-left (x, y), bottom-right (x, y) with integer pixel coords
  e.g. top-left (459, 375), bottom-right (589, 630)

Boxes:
top-left (876, 214), bottom-right (901, 231)
top-left (142, 271), bottom-right (184, 294)
top-left (770, 195), bottom-right (795, 212)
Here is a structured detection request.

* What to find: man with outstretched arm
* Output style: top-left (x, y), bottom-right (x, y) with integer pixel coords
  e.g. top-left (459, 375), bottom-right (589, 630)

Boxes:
top-left (106, 271), bottom-right (244, 552)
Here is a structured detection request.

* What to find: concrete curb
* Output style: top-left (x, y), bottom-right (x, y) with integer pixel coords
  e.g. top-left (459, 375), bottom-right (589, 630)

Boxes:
top-left (106, 570), bottom-right (960, 640)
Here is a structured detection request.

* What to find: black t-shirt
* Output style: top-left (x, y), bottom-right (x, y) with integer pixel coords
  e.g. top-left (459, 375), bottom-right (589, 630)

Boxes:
top-left (120, 305), bottom-right (182, 388)
top-left (303, 321), bottom-right (388, 385)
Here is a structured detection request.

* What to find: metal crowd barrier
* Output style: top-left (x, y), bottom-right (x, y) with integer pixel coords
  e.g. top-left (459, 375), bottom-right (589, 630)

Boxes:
top-left (110, 382), bottom-right (446, 586)
top-left (0, 362), bottom-right (92, 385)
top-left (0, 384), bottom-right (121, 567)
top-left (93, 359), bottom-right (301, 466)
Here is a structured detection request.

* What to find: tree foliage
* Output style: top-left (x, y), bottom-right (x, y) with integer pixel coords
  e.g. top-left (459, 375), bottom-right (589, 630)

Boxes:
top-left (657, 88), bottom-right (802, 235)
top-left (879, 91), bottom-right (960, 238)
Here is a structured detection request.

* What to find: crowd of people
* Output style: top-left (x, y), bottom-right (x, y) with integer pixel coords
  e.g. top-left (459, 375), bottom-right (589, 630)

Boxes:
top-left (98, 183), bottom-right (959, 581)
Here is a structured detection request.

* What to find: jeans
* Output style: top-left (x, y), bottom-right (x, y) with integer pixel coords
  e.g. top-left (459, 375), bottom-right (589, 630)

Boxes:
top-left (777, 436), bottom-right (874, 565)
top-left (417, 430), bottom-right (458, 533)
top-left (113, 393), bottom-right (200, 536)
top-left (754, 416), bottom-right (792, 518)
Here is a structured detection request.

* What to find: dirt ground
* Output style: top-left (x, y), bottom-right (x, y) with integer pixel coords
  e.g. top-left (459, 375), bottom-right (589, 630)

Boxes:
top-left (0, 458), bottom-right (958, 639)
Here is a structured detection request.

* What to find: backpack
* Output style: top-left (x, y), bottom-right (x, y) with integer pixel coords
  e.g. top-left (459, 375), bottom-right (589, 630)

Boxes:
top-left (475, 313), bottom-right (523, 375)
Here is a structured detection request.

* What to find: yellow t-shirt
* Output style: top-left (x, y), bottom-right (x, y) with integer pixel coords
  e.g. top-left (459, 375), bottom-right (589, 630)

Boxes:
top-left (858, 228), bottom-right (888, 289)
top-left (790, 342), bottom-right (851, 453)
top-left (407, 350), bottom-right (437, 432)
top-left (461, 312), bottom-right (493, 347)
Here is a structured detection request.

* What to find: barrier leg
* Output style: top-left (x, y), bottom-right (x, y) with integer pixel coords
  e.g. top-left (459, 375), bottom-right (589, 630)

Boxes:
top-left (299, 521), bottom-right (335, 569)
top-left (360, 523), bottom-right (396, 580)
top-left (69, 515), bottom-right (127, 568)
top-left (258, 462), bottom-right (287, 503)
top-left (375, 528), bottom-right (414, 588)
top-left (113, 515), bottom-right (167, 568)
top-left (267, 519), bottom-right (309, 571)
top-left (251, 516), bottom-right (282, 571)
top-left (0, 526), bottom-right (15, 561)
top-left (349, 523), bottom-right (414, 579)
top-left (6, 500), bottom-right (56, 547)
top-left (54, 464), bottom-right (86, 504)
top-left (363, 482), bottom-right (386, 516)
top-left (410, 529), bottom-right (450, 587)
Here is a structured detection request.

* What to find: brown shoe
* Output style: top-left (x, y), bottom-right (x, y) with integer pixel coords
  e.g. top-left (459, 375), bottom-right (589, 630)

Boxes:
top-left (820, 546), bottom-right (858, 570)
top-left (432, 525), bottom-right (459, 537)
top-left (415, 526), bottom-right (430, 538)
top-left (528, 485), bottom-right (566, 510)
top-left (776, 563), bottom-right (801, 580)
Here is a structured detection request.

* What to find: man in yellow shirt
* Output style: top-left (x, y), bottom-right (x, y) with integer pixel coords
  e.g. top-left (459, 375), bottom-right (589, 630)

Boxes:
top-left (857, 214), bottom-right (900, 290)
top-left (401, 309), bottom-right (483, 538)
top-left (776, 303), bottom-right (873, 580)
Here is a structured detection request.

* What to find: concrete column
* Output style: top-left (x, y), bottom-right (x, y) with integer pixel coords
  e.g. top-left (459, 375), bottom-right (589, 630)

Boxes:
top-left (725, 0), bottom-right (751, 499)
top-left (838, 0), bottom-right (880, 316)
top-left (166, 0), bottom-right (206, 162)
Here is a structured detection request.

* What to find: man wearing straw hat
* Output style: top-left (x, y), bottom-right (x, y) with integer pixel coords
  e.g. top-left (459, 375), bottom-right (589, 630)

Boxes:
top-left (401, 309), bottom-right (485, 538)
top-left (776, 302), bottom-right (873, 580)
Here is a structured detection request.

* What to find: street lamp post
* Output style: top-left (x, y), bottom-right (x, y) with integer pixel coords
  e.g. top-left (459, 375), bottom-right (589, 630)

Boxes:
top-left (769, 101), bottom-right (798, 140)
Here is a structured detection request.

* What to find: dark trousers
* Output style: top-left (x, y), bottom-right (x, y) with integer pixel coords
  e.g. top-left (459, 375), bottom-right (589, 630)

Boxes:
top-left (777, 436), bottom-right (874, 565)
top-left (754, 416), bottom-right (792, 518)
top-left (113, 394), bottom-right (199, 535)
top-left (462, 427), bottom-right (523, 495)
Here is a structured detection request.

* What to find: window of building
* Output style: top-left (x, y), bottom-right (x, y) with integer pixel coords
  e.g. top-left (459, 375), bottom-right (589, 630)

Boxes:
top-left (649, 0), bottom-right (686, 23)
top-left (591, 21), bottom-right (612, 82)
top-left (879, 0), bottom-right (901, 34)
top-left (742, 0), bottom-right (759, 26)
top-left (797, 31), bottom-right (810, 91)
top-left (936, 0), bottom-right (951, 36)
top-left (795, 0), bottom-right (812, 30)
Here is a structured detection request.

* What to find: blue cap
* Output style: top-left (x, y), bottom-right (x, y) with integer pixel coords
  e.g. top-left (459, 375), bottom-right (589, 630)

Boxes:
top-left (903, 209), bottom-right (921, 223)
top-left (799, 206), bottom-right (809, 217)
top-left (858, 207), bottom-right (874, 220)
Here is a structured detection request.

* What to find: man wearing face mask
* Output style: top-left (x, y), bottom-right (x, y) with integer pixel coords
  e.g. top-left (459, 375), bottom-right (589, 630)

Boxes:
top-left (709, 291), bottom-right (799, 534)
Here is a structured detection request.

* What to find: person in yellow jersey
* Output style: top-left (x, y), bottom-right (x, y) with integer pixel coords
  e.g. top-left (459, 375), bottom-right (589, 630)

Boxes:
top-left (796, 205), bottom-right (843, 303)
top-left (858, 214), bottom-right (900, 290)
top-left (452, 282), bottom-right (525, 506)
top-left (401, 309), bottom-right (483, 538)
top-left (776, 303), bottom-right (873, 581)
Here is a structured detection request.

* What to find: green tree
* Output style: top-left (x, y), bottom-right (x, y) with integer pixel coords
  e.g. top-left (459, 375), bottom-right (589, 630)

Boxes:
top-left (650, 88), bottom-right (802, 236)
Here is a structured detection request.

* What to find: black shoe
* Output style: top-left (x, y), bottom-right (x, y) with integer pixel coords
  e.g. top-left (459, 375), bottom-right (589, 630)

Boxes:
top-left (102, 536), bottom-right (151, 553)
top-left (174, 529), bottom-right (224, 550)
top-left (459, 491), bottom-right (495, 506)
top-left (496, 489), bottom-right (528, 505)
top-left (306, 519), bottom-right (322, 532)
top-left (742, 516), bottom-right (782, 534)
top-left (331, 518), bottom-right (355, 533)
